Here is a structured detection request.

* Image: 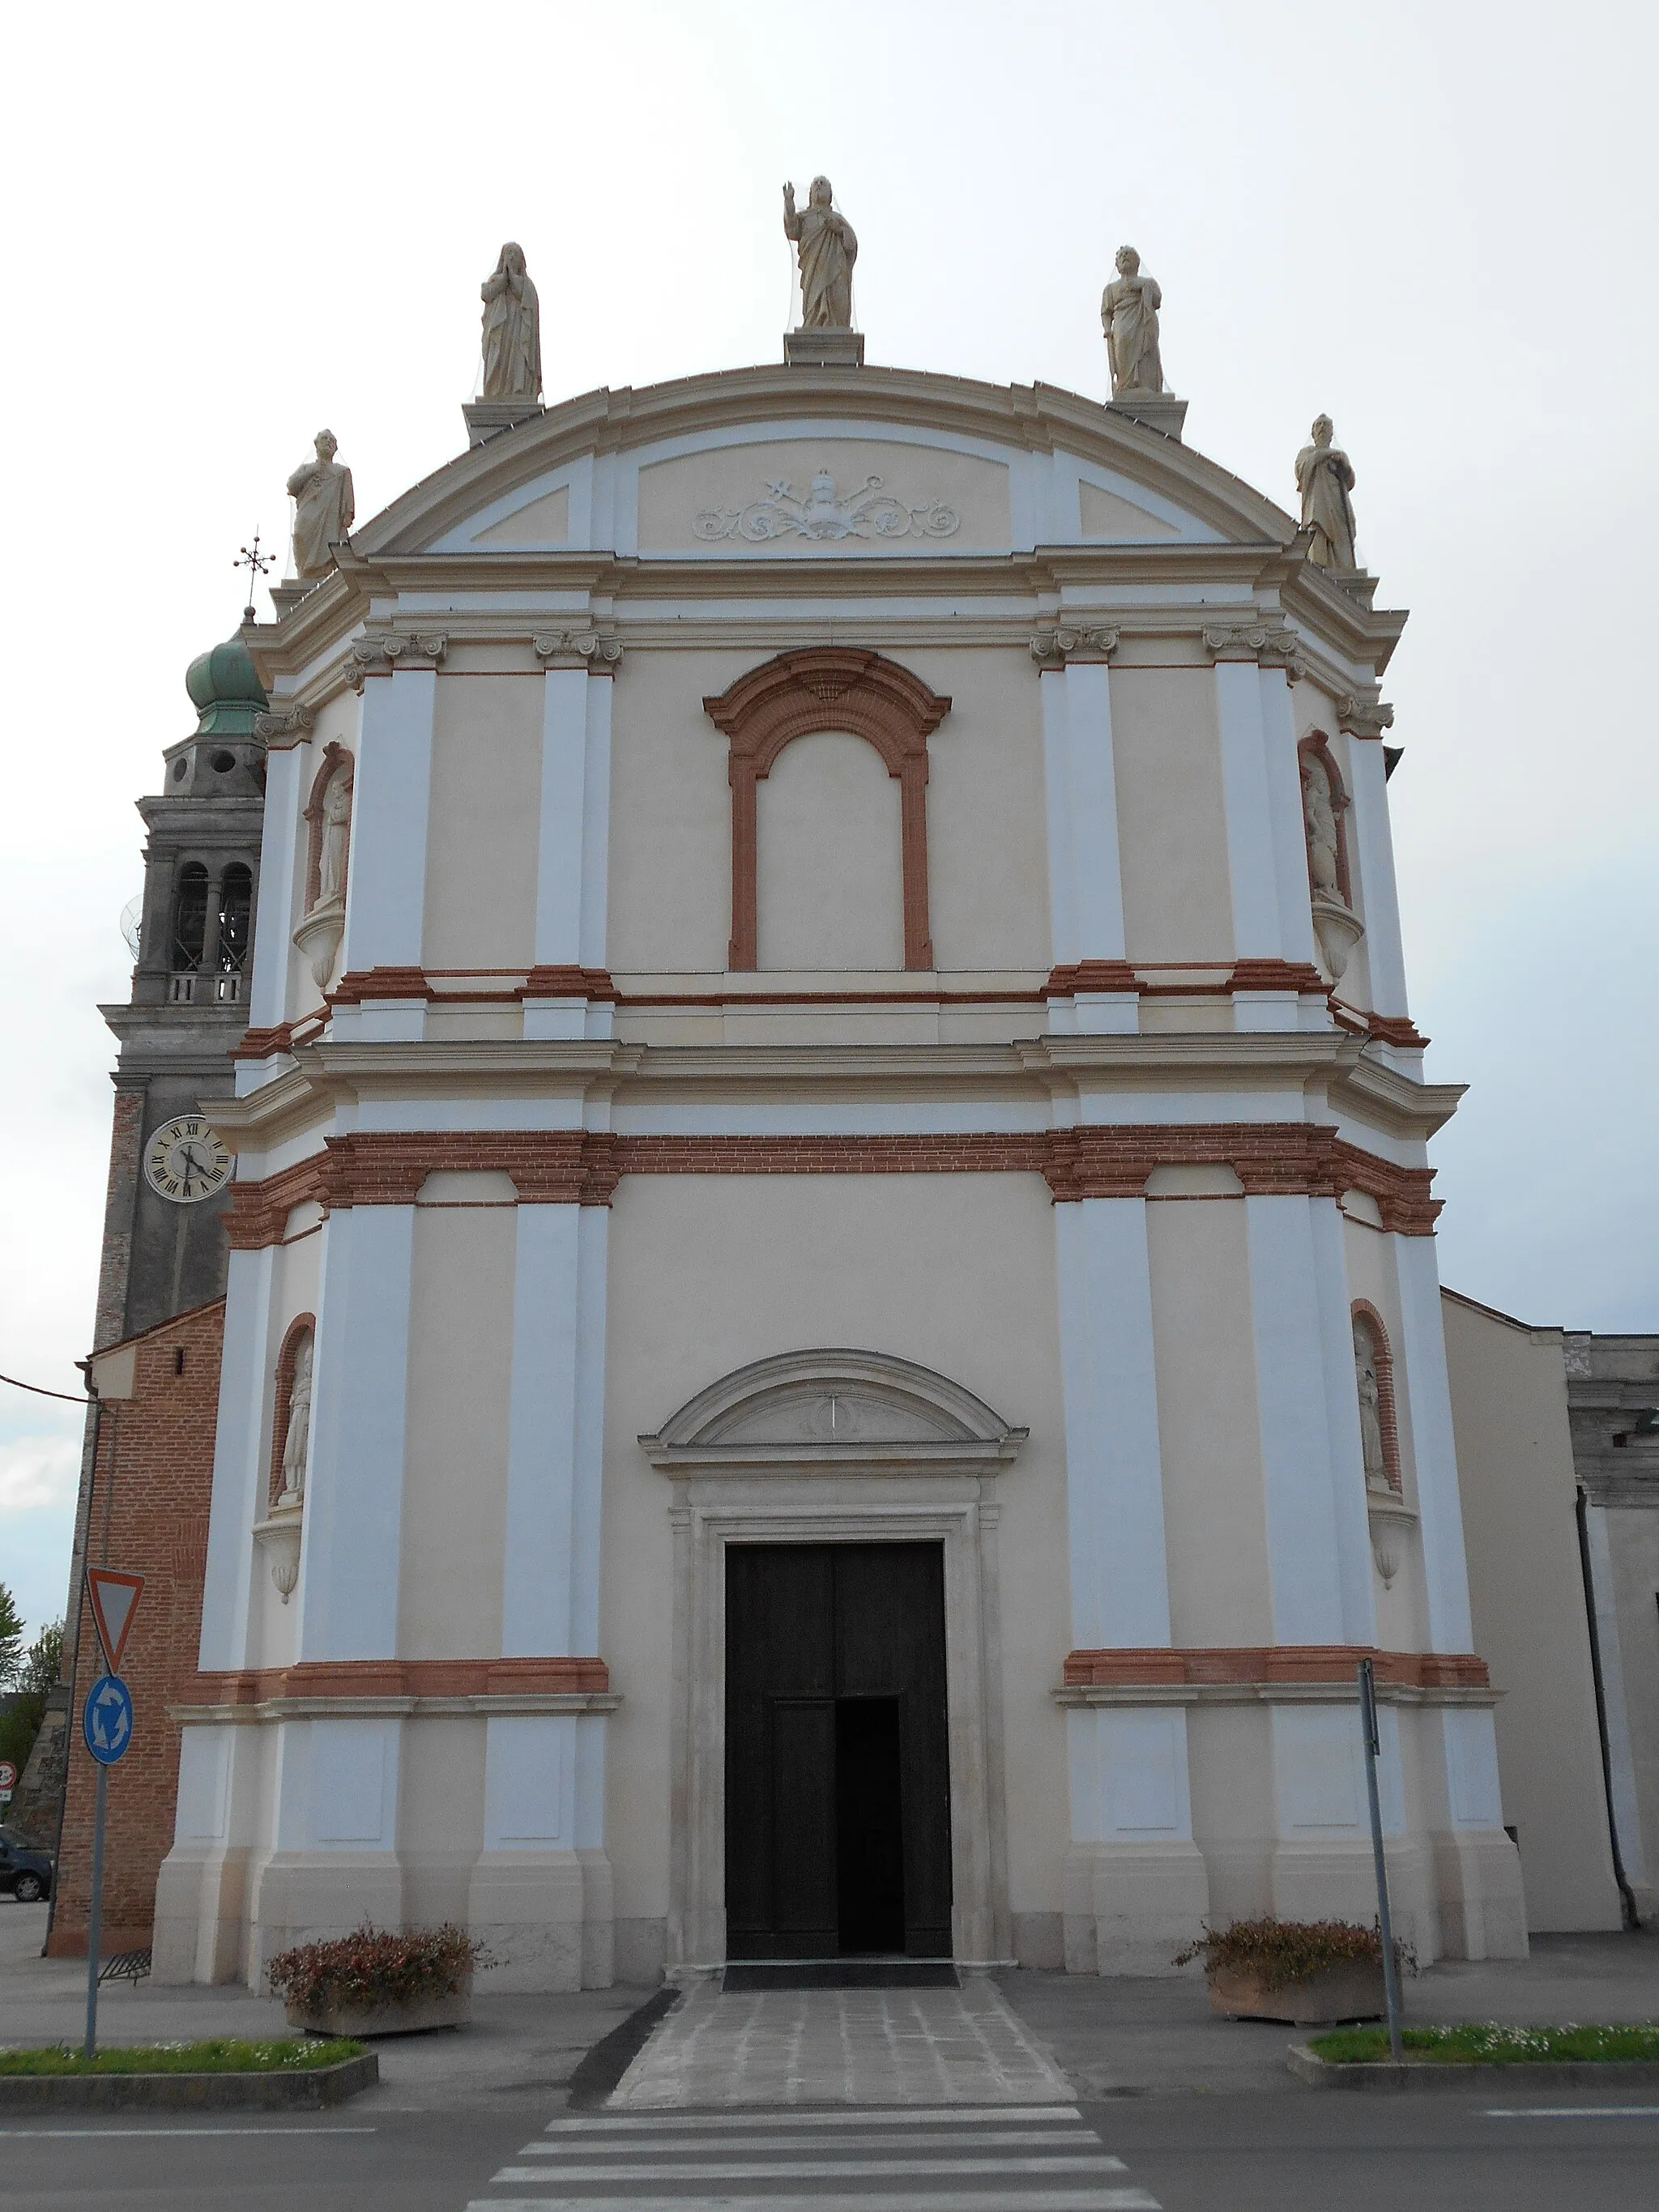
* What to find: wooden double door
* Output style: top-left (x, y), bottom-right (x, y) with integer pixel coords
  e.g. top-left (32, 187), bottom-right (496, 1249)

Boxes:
top-left (725, 1543), bottom-right (953, 1959)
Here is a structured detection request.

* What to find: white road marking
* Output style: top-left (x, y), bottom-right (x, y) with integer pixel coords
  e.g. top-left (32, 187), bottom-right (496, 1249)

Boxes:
top-left (516, 2128), bottom-right (1101, 2154)
top-left (471, 2194), bottom-right (1160, 2212)
top-left (0, 2126), bottom-right (377, 2137)
top-left (544, 2104), bottom-right (1084, 2130)
top-left (1482, 2106), bottom-right (1659, 2117)
top-left (494, 2154), bottom-right (1128, 2181)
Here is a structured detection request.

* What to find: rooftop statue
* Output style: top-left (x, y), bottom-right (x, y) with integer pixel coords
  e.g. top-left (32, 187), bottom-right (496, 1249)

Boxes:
top-left (285, 430), bottom-right (355, 582)
top-left (1295, 414), bottom-right (1358, 569)
top-left (480, 241), bottom-right (542, 402)
top-left (783, 177), bottom-right (857, 329)
top-left (1102, 245), bottom-right (1164, 399)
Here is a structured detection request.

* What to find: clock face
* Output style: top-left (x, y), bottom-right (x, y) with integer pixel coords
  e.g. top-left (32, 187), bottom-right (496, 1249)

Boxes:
top-left (143, 1115), bottom-right (233, 1204)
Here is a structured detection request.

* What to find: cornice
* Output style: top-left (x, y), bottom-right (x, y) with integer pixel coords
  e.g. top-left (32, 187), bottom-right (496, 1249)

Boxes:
top-left (350, 366), bottom-right (1299, 560)
top-left (1331, 1055), bottom-right (1464, 1140)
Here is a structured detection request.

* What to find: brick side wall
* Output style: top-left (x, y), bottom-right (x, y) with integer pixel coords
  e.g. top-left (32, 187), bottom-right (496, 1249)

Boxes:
top-left (48, 1300), bottom-right (224, 1958)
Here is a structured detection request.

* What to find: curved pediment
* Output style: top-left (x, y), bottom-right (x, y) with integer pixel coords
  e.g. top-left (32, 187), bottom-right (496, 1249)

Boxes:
top-left (356, 365), bottom-right (1294, 564)
top-left (638, 1346), bottom-right (1029, 1473)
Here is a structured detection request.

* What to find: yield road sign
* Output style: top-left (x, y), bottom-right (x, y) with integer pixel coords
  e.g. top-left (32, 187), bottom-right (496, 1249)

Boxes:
top-left (86, 1569), bottom-right (143, 1673)
top-left (82, 1676), bottom-right (134, 1766)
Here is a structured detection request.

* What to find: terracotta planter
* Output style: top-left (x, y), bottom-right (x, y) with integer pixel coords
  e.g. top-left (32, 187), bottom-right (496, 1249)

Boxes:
top-left (1209, 1958), bottom-right (1384, 2026)
top-left (285, 1977), bottom-right (471, 2038)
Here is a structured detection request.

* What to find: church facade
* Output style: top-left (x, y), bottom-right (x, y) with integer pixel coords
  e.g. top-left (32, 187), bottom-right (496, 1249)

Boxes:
top-left (147, 295), bottom-right (1534, 1986)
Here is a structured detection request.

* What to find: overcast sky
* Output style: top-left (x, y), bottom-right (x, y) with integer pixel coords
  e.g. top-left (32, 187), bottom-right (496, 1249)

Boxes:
top-left (2, 0), bottom-right (1653, 1642)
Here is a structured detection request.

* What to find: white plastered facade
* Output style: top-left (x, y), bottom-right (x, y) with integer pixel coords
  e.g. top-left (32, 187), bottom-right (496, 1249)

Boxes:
top-left (154, 364), bottom-right (1526, 1986)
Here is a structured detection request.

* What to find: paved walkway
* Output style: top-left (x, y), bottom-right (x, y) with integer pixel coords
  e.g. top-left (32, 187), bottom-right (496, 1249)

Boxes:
top-left (608, 1972), bottom-right (1074, 2108)
top-left (467, 2101), bottom-right (1159, 2211)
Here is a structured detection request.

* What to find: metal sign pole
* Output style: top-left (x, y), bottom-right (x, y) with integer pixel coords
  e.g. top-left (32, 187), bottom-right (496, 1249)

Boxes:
top-left (83, 1762), bottom-right (109, 2061)
top-left (1357, 1657), bottom-right (1405, 2063)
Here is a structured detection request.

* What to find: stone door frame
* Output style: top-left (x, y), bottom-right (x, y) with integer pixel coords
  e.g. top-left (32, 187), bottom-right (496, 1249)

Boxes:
top-left (663, 1475), bottom-right (1013, 1968)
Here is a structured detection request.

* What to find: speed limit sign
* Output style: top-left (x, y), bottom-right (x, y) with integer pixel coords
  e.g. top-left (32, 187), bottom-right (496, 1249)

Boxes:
top-left (0, 1759), bottom-right (17, 1802)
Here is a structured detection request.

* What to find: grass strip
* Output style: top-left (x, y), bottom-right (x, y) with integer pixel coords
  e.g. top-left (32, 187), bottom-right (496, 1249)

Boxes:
top-left (1309, 2022), bottom-right (1659, 2066)
top-left (0, 2037), bottom-right (364, 2077)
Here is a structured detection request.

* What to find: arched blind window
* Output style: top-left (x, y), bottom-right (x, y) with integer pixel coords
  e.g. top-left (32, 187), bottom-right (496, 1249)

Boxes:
top-left (171, 864), bottom-right (208, 972)
top-left (217, 864), bottom-right (253, 975)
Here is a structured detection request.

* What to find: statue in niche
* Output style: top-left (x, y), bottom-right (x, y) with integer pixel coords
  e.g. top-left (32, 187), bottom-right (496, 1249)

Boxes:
top-left (286, 430), bottom-right (355, 582)
top-left (1354, 1321), bottom-right (1390, 1490)
top-left (278, 1333), bottom-right (313, 1505)
top-left (316, 772), bottom-right (351, 908)
top-left (480, 241), bottom-right (542, 401)
top-left (783, 177), bottom-right (857, 328)
top-left (1102, 245), bottom-right (1165, 398)
top-left (1301, 755), bottom-right (1343, 903)
top-left (1295, 415), bottom-right (1358, 569)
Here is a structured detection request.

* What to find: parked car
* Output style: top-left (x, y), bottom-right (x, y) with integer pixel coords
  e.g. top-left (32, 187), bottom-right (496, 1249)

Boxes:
top-left (0, 1826), bottom-right (53, 1902)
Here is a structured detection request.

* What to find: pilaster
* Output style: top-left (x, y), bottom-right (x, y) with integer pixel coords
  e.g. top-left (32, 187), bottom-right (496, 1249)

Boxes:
top-left (335, 663), bottom-right (438, 1040)
top-left (298, 1206), bottom-right (416, 1663)
top-left (1038, 638), bottom-right (1137, 1036)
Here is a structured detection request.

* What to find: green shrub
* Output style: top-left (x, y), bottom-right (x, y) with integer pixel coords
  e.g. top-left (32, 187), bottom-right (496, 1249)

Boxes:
top-left (1310, 2022), bottom-right (1659, 2065)
top-left (265, 1923), bottom-right (493, 2013)
top-left (1174, 1916), bottom-right (1416, 1991)
top-left (0, 2038), bottom-right (362, 2076)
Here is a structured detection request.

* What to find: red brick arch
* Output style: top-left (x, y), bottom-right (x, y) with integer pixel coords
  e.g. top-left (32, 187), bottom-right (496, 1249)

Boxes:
top-left (703, 649), bottom-right (951, 971)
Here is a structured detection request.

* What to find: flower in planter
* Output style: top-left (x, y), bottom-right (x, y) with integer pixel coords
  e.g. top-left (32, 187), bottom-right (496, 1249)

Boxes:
top-left (266, 1924), bottom-right (496, 2014)
top-left (1172, 1916), bottom-right (1416, 1991)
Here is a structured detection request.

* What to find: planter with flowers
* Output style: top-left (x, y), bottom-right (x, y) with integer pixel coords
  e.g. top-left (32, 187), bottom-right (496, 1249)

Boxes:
top-left (1174, 1916), bottom-right (1414, 2027)
top-left (267, 1924), bottom-right (493, 2038)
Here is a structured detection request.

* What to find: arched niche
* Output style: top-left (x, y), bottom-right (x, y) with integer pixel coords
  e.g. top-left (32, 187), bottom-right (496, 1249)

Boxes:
top-left (703, 650), bottom-right (951, 972)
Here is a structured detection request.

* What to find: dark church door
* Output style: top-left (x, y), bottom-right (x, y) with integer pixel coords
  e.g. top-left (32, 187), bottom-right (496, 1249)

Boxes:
top-left (725, 1543), bottom-right (953, 1958)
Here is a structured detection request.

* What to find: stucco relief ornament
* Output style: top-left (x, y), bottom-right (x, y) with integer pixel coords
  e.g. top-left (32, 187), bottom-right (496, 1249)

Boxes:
top-left (695, 472), bottom-right (959, 543)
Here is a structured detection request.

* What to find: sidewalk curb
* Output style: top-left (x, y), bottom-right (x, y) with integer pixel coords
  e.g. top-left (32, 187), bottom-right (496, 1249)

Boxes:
top-left (1289, 2045), bottom-right (1659, 2092)
top-left (0, 2052), bottom-right (378, 2109)
top-left (565, 1985), bottom-right (681, 2108)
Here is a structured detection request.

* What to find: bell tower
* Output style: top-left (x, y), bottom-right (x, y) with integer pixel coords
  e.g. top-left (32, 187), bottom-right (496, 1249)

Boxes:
top-left (92, 635), bottom-right (269, 1345)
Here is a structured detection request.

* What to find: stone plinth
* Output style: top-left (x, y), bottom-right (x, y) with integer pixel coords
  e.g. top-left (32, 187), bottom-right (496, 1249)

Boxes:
top-left (1107, 393), bottom-right (1188, 441)
top-left (784, 329), bottom-right (865, 367)
top-left (463, 399), bottom-right (546, 447)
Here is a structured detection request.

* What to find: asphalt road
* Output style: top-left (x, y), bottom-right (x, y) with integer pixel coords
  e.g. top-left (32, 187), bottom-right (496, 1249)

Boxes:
top-left (2, 2091), bottom-right (1657, 2212)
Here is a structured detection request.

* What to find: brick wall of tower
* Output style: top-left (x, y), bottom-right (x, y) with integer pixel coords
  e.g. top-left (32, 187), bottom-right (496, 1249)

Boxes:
top-left (47, 1299), bottom-right (224, 1958)
top-left (92, 1087), bottom-right (145, 1352)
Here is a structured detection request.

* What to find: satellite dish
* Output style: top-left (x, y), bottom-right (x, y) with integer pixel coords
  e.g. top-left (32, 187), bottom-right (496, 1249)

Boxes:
top-left (119, 896), bottom-right (143, 961)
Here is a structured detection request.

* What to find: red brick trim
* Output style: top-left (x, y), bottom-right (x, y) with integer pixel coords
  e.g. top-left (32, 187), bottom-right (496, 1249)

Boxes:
top-left (302, 744), bottom-right (354, 914)
top-left (225, 1126), bottom-right (1439, 1239)
top-left (182, 1656), bottom-right (610, 1705)
top-left (1063, 1646), bottom-right (1489, 1690)
top-left (232, 1021), bottom-right (298, 1061)
top-left (705, 649), bottom-right (950, 972)
top-left (1351, 1298), bottom-right (1404, 1493)
top-left (1043, 961), bottom-right (1141, 997)
top-left (1226, 958), bottom-right (1330, 995)
top-left (329, 966), bottom-right (437, 1005)
top-left (518, 966), bottom-right (621, 1002)
top-left (1334, 1005), bottom-right (1430, 1050)
top-left (268, 1315), bottom-right (315, 1508)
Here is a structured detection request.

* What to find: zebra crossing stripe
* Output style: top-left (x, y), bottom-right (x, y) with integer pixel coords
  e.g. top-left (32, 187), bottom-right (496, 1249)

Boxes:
top-left (470, 2194), bottom-right (1162, 2212)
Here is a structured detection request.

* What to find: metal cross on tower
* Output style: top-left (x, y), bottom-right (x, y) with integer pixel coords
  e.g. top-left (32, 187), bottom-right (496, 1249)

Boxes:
top-left (233, 530), bottom-right (273, 624)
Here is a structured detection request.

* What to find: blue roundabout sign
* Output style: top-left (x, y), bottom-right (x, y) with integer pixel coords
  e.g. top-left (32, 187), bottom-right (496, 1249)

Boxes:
top-left (82, 1674), bottom-right (134, 1766)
